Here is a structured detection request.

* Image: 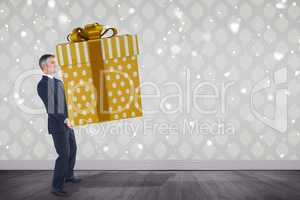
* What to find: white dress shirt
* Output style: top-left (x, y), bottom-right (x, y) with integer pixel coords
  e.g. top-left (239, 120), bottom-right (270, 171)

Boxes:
top-left (42, 72), bottom-right (54, 79)
top-left (42, 72), bottom-right (69, 124)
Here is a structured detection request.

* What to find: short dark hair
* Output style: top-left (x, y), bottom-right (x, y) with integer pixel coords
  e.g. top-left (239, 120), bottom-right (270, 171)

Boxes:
top-left (39, 54), bottom-right (55, 70)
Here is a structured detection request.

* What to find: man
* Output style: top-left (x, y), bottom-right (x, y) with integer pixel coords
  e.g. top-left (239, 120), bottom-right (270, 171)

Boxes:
top-left (37, 54), bottom-right (81, 197)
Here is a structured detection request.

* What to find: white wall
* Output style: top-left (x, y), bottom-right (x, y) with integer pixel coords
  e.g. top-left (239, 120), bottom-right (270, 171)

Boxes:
top-left (0, 0), bottom-right (300, 169)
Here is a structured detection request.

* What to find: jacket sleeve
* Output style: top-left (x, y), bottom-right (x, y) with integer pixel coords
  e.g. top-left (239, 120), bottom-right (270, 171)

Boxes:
top-left (62, 81), bottom-right (69, 119)
top-left (37, 81), bottom-right (67, 122)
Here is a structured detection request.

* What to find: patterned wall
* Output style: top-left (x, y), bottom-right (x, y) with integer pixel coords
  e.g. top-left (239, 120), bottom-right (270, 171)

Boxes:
top-left (0, 0), bottom-right (300, 160)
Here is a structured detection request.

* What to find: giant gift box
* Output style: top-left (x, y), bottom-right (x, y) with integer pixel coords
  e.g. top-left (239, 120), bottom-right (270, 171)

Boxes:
top-left (55, 23), bottom-right (143, 126)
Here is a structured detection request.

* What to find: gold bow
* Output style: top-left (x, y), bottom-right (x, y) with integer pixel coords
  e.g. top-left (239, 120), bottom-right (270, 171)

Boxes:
top-left (67, 22), bottom-right (118, 42)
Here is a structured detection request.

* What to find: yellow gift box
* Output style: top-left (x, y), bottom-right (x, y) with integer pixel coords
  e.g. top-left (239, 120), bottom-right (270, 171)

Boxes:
top-left (55, 23), bottom-right (143, 126)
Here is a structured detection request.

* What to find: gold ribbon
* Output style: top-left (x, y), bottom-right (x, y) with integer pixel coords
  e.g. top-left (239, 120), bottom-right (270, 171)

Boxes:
top-left (67, 22), bottom-right (118, 42)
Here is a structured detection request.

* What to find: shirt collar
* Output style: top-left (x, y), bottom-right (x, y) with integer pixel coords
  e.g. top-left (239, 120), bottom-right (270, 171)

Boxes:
top-left (42, 73), bottom-right (54, 79)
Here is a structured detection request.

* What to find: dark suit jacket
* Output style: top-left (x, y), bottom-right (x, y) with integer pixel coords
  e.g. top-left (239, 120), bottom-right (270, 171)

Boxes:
top-left (37, 75), bottom-right (69, 134)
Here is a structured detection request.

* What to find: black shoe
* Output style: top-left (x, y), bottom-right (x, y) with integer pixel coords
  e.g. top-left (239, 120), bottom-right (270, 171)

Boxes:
top-left (65, 176), bottom-right (82, 183)
top-left (51, 188), bottom-right (69, 197)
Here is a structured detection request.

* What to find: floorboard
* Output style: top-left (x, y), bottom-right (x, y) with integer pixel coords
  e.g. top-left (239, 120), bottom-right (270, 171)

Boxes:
top-left (0, 170), bottom-right (299, 200)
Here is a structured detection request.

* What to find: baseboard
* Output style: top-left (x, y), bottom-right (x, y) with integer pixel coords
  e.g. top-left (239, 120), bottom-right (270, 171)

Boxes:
top-left (0, 160), bottom-right (300, 170)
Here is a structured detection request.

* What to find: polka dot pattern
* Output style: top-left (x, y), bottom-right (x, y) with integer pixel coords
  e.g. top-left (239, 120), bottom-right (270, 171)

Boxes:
top-left (62, 55), bottom-right (142, 126)
top-left (103, 55), bottom-right (143, 120)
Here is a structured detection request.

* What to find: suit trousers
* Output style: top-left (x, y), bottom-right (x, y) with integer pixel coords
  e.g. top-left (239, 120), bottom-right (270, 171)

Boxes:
top-left (51, 127), bottom-right (77, 190)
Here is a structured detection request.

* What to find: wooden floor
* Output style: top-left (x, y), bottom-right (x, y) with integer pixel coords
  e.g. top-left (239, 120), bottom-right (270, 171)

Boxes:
top-left (0, 170), bottom-right (299, 199)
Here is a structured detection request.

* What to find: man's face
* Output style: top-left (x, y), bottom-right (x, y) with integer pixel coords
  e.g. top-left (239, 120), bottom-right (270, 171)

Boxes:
top-left (43, 56), bottom-right (57, 74)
